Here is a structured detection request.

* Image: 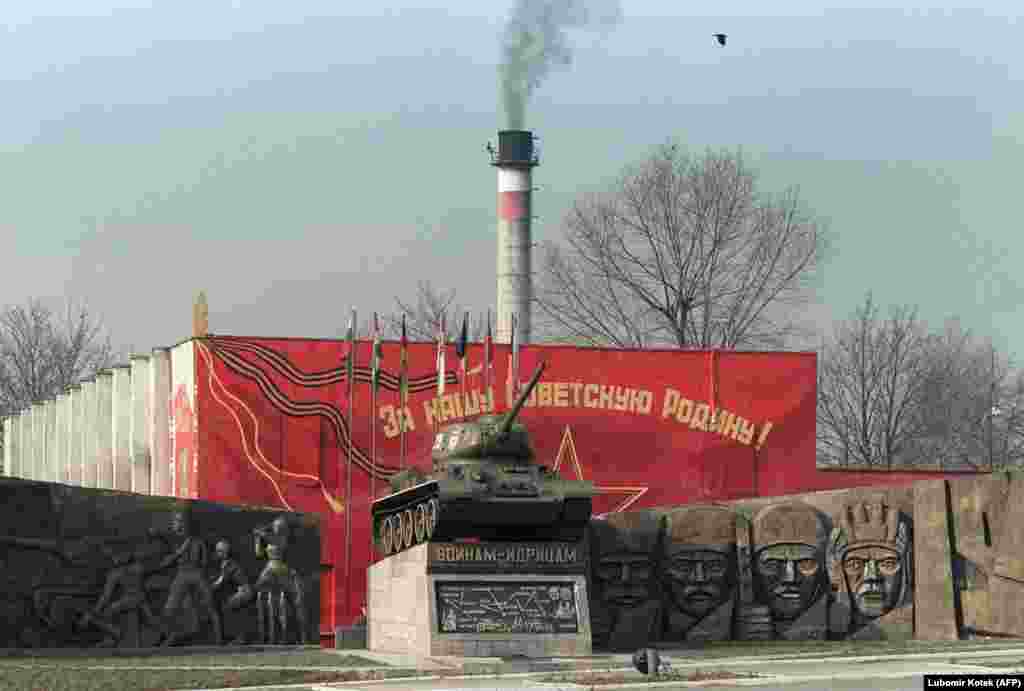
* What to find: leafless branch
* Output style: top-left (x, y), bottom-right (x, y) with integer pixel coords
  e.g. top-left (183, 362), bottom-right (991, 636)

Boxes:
top-left (536, 143), bottom-right (827, 349)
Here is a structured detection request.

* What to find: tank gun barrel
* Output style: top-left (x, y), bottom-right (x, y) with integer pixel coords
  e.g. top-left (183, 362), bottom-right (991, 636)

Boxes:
top-left (497, 361), bottom-right (546, 439)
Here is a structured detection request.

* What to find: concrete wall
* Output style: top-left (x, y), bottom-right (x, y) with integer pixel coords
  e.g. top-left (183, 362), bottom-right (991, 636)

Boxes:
top-left (81, 379), bottom-right (96, 488)
top-left (151, 348), bottom-right (172, 497)
top-left (54, 395), bottom-right (67, 484)
top-left (2, 416), bottom-right (11, 476)
top-left (170, 341), bottom-right (196, 499)
top-left (112, 365), bottom-right (132, 491)
top-left (130, 355), bottom-right (152, 494)
top-left (592, 472), bottom-right (1024, 645)
top-left (95, 371), bottom-right (113, 489)
top-left (2, 342), bottom-right (186, 499)
top-left (67, 386), bottom-right (81, 485)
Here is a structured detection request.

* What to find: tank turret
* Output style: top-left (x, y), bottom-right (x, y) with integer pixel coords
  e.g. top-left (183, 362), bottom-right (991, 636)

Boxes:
top-left (372, 362), bottom-right (593, 557)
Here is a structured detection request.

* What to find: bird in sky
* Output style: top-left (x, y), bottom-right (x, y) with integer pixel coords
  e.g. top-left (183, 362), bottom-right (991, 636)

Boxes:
top-left (713, 33), bottom-right (727, 46)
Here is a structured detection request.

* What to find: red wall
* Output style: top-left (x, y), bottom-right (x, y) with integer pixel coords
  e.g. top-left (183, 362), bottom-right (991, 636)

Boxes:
top-left (189, 336), bottom-right (969, 636)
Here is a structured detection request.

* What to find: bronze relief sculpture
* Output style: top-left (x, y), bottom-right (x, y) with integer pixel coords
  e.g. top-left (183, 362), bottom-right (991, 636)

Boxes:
top-left (659, 505), bottom-right (738, 642)
top-left (588, 510), bottom-right (663, 650)
top-left (0, 481), bottom-right (319, 649)
top-left (828, 499), bottom-right (913, 639)
top-left (750, 502), bottom-right (830, 640)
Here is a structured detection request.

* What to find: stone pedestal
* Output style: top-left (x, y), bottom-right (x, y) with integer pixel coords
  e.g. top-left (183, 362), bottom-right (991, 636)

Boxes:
top-left (368, 541), bottom-right (591, 657)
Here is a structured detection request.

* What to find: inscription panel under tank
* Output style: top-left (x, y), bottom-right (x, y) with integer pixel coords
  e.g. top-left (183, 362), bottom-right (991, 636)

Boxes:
top-left (427, 541), bottom-right (585, 574)
top-left (436, 581), bottom-right (579, 634)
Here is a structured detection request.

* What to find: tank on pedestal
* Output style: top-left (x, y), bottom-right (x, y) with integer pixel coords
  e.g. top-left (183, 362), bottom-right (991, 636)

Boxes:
top-left (371, 362), bottom-right (593, 556)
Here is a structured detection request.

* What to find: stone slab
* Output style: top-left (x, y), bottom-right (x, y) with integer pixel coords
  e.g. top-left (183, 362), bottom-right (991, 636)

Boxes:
top-left (912, 479), bottom-right (959, 640)
top-left (368, 543), bottom-right (592, 658)
top-left (0, 477), bottom-right (320, 649)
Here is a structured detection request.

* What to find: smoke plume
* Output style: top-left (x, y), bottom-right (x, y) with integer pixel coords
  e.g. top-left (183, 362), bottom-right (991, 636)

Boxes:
top-left (500, 0), bottom-right (622, 130)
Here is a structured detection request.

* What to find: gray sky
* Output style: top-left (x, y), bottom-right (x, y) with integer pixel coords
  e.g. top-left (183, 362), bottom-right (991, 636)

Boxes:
top-left (2, 1), bottom-right (1021, 357)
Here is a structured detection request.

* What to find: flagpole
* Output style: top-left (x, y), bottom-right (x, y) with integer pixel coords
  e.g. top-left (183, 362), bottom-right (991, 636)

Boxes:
top-left (460, 312), bottom-right (468, 421)
top-left (484, 309), bottom-right (491, 413)
top-left (370, 312), bottom-right (383, 517)
top-left (344, 308), bottom-right (355, 626)
top-left (399, 315), bottom-right (408, 471)
top-left (370, 315), bottom-right (377, 515)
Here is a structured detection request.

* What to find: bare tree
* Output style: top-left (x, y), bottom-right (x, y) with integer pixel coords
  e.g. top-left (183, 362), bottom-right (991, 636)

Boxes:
top-left (817, 295), bottom-right (1024, 470)
top-left (817, 295), bottom-right (932, 469)
top-left (385, 281), bottom-right (488, 342)
top-left (0, 298), bottom-right (115, 418)
top-left (911, 320), bottom-right (1024, 470)
top-left (537, 144), bottom-right (827, 348)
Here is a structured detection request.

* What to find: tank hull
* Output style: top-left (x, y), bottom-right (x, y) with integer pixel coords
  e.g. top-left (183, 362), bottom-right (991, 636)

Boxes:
top-left (371, 481), bottom-right (593, 556)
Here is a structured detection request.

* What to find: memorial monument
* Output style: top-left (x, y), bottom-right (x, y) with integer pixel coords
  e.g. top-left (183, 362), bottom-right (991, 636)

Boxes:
top-left (0, 480), bottom-right (319, 649)
top-left (367, 363), bottom-right (595, 657)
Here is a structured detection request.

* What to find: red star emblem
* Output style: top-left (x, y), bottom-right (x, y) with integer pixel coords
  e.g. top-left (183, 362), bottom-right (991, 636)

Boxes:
top-left (551, 425), bottom-right (649, 514)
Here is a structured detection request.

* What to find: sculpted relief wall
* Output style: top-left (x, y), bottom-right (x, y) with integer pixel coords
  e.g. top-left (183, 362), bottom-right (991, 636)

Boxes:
top-left (0, 478), bottom-right (320, 649)
top-left (589, 473), bottom-right (1024, 648)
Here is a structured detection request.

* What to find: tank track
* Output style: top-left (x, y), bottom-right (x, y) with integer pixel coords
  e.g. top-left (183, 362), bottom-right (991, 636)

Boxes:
top-left (374, 496), bottom-right (439, 557)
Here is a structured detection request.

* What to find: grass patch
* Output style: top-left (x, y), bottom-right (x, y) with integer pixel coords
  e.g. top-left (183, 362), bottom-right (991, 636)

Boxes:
top-left (0, 665), bottom-right (417, 691)
top-left (543, 669), bottom-right (759, 686)
top-left (647, 637), bottom-right (1024, 661)
top-left (0, 650), bottom-right (377, 668)
top-left (950, 658), bottom-right (1024, 669)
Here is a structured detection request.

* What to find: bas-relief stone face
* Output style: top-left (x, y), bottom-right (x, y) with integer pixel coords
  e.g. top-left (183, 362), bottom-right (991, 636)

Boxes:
top-left (663, 546), bottom-right (733, 619)
top-left (748, 502), bottom-right (830, 628)
top-left (754, 543), bottom-right (823, 621)
top-left (660, 505), bottom-right (739, 625)
top-left (831, 499), bottom-right (911, 628)
top-left (842, 545), bottom-right (902, 619)
top-left (594, 553), bottom-right (655, 610)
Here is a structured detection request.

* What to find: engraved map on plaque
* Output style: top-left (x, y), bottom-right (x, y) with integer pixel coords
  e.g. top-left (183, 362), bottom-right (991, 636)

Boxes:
top-left (436, 582), bottom-right (579, 634)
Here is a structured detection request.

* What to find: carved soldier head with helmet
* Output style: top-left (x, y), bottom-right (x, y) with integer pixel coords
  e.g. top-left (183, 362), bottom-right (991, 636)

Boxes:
top-left (590, 511), bottom-right (661, 611)
top-left (660, 505), bottom-right (738, 620)
top-left (831, 498), bottom-right (910, 620)
top-left (751, 502), bottom-right (829, 622)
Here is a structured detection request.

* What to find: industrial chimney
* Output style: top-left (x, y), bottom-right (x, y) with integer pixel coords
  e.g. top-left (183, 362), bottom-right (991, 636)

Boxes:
top-left (491, 129), bottom-right (538, 345)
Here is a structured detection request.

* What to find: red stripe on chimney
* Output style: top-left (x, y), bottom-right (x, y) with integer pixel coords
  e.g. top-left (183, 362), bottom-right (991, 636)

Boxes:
top-left (498, 191), bottom-right (529, 221)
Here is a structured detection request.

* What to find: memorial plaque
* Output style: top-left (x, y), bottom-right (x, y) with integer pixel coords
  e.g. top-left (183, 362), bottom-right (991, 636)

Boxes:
top-left (428, 541), bottom-right (585, 574)
top-left (435, 581), bottom-right (580, 634)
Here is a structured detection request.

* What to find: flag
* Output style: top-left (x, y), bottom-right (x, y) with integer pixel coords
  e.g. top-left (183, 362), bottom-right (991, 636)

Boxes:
top-left (371, 313), bottom-right (383, 392)
top-left (399, 314), bottom-right (409, 407)
top-left (456, 312), bottom-right (469, 378)
top-left (436, 313), bottom-right (447, 396)
top-left (344, 309), bottom-right (356, 386)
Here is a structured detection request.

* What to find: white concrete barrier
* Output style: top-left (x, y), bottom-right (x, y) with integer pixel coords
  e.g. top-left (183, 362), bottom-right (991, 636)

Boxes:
top-left (80, 379), bottom-right (97, 488)
top-left (150, 348), bottom-right (172, 497)
top-left (95, 371), bottom-right (113, 490)
top-left (54, 394), bottom-right (67, 484)
top-left (30, 403), bottom-right (42, 480)
top-left (45, 398), bottom-right (57, 483)
top-left (67, 386), bottom-right (81, 485)
top-left (2, 416), bottom-right (10, 477)
top-left (112, 365), bottom-right (132, 491)
top-left (130, 355), bottom-right (153, 495)
top-left (14, 410), bottom-right (25, 478)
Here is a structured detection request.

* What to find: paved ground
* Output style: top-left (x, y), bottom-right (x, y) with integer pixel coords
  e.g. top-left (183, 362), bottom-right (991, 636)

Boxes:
top-left (5, 641), bottom-right (1023, 690)
top-left (176, 642), bottom-right (1024, 691)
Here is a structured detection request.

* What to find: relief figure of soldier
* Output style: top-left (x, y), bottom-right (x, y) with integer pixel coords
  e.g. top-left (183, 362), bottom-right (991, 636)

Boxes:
top-left (829, 499), bottom-right (912, 639)
top-left (78, 546), bottom-right (162, 647)
top-left (150, 510), bottom-right (223, 646)
top-left (588, 510), bottom-right (662, 650)
top-left (750, 502), bottom-right (830, 640)
top-left (659, 505), bottom-right (738, 642)
top-left (254, 516), bottom-right (309, 644)
top-left (211, 539), bottom-right (255, 645)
